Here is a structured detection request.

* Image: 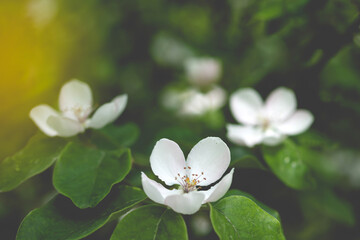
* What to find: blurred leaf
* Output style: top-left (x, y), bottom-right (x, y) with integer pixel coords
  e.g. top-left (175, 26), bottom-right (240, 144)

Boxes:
top-left (16, 185), bottom-right (146, 240)
top-left (224, 189), bottom-right (280, 221)
top-left (132, 152), bottom-right (150, 167)
top-left (299, 148), bottom-right (341, 185)
top-left (321, 46), bottom-right (360, 93)
top-left (262, 139), bottom-right (316, 190)
top-left (53, 142), bottom-right (132, 208)
top-left (91, 123), bottom-right (140, 150)
top-left (0, 134), bottom-right (67, 192)
top-left (111, 205), bottom-right (188, 240)
top-left (155, 126), bottom-right (200, 152)
top-left (169, 5), bottom-right (211, 44)
top-left (201, 110), bottom-right (225, 130)
top-left (319, 0), bottom-right (358, 33)
top-left (296, 132), bottom-right (343, 185)
top-left (254, 0), bottom-right (283, 21)
top-left (210, 196), bottom-right (285, 240)
top-left (300, 187), bottom-right (355, 226)
top-left (230, 147), bottom-right (267, 170)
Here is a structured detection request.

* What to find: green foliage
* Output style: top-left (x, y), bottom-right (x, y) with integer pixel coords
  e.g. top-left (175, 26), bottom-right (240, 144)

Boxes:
top-left (53, 142), bottom-right (132, 208)
top-left (224, 189), bottom-right (280, 221)
top-left (2, 0), bottom-right (360, 239)
top-left (262, 139), bottom-right (316, 190)
top-left (111, 205), bottom-right (188, 240)
top-left (300, 187), bottom-right (355, 226)
top-left (230, 147), bottom-right (266, 170)
top-left (16, 185), bottom-right (146, 240)
top-left (91, 123), bottom-right (140, 150)
top-left (0, 134), bottom-right (67, 192)
top-left (210, 196), bottom-right (285, 240)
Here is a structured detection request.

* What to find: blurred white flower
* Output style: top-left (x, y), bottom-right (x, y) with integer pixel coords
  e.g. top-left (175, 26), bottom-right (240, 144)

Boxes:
top-left (28, 0), bottom-right (57, 28)
top-left (227, 87), bottom-right (314, 147)
top-left (142, 137), bottom-right (234, 215)
top-left (180, 86), bottom-right (226, 116)
top-left (184, 57), bottom-right (222, 87)
top-left (162, 86), bottom-right (226, 117)
top-left (30, 79), bottom-right (127, 137)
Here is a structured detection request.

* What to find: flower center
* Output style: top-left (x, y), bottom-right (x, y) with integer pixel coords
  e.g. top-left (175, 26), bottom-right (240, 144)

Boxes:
top-left (262, 118), bottom-right (270, 130)
top-left (175, 166), bottom-right (207, 193)
top-left (63, 105), bottom-right (92, 123)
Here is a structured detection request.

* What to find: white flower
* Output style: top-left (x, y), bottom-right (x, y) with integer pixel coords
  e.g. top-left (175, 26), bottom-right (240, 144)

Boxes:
top-left (30, 79), bottom-right (127, 137)
top-left (227, 87), bottom-right (314, 147)
top-left (184, 57), bottom-right (222, 87)
top-left (179, 86), bottom-right (226, 116)
top-left (141, 137), bottom-right (234, 215)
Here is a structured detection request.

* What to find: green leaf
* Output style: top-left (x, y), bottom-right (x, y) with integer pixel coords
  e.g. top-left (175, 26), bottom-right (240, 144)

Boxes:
top-left (224, 189), bottom-right (280, 221)
top-left (0, 134), bottom-right (67, 192)
top-left (16, 185), bottom-right (146, 240)
top-left (53, 142), bottom-right (132, 208)
top-left (91, 123), bottom-right (139, 150)
top-left (230, 147), bottom-right (266, 170)
top-left (254, 0), bottom-right (283, 21)
top-left (262, 139), bottom-right (316, 190)
top-left (300, 187), bottom-right (355, 226)
top-left (111, 205), bottom-right (188, 240)
top-left (210, 196), bottom-right (285, 240)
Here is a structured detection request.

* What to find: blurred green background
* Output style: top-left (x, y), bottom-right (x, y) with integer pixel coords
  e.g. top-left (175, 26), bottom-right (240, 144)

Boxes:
top-left (1, 0), bottom-right (360, 239)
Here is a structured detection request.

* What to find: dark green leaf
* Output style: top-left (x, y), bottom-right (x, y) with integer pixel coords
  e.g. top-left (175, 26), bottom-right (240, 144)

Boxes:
top-left (16, 185), bottom-right (146, 240)
top-left (230, 147), bottom-right (266, 170)
top-left (300, 187), bottom-right (355, 226)
top-left (262, 139), bottom-right (316, 190)
top-left (91, 123), bottom-right (140, 150)
top-left (53, 142), bottom-right (132, 208)
top-left (111, 205), bottom-right (188, 240)
top-left (0, 134), bottom-right (67, 192)
top-left (210, 196), bottom-right (285, 240)
top-left (224, 189), bottom-right (280, 221)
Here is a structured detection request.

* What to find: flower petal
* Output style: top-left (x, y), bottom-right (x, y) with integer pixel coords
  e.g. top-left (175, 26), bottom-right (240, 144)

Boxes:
top-left (150, 139), bottom-right (187, 186)
top-left (275, 110), bottom-right (314, 135)
top-left (47, 115), bottom-right (84, 137)
top-left (186, 137), bottom-right (230, 186)
top-left (229, 88), bottom-right (263, 125)
top-left (206, 86), bottom-right (226, 110)
top-left (202, 168), bottom-right (234, 203)
top-left (29, 104), bottom-right (59, 136)
top-left (141, 172), bottom-right (179, 204)
top-left (59, 79), bottom-right (92, 112)
top-left (180, 89), bottom-right (208, 116)
top-left (87, 94), bottom-right (128, 129)
top-left (185, 57), bottom-right (221, 87)
top-left (265, 87), bottom-right (296, 122)
top-left (262, 129), bottom-right (285, 146)
top-left (226, 124), bottom-right (263, 147)
top-left (164, 191), bottom-right (205, 215)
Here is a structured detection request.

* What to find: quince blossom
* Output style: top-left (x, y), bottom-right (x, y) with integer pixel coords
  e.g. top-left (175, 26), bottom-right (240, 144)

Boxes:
top-left (179, 86), bottom-right (226, 116)
top-left (227, 87), bottom-right (314, 147)
top-left (142, 137), bottom-right (234, 215)
top-left (30, 79), bottom-right (127, 137)
top-left (184, 57), bottom-right (221, 87)
top-left (162, 86), bottom-right (226, 117)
